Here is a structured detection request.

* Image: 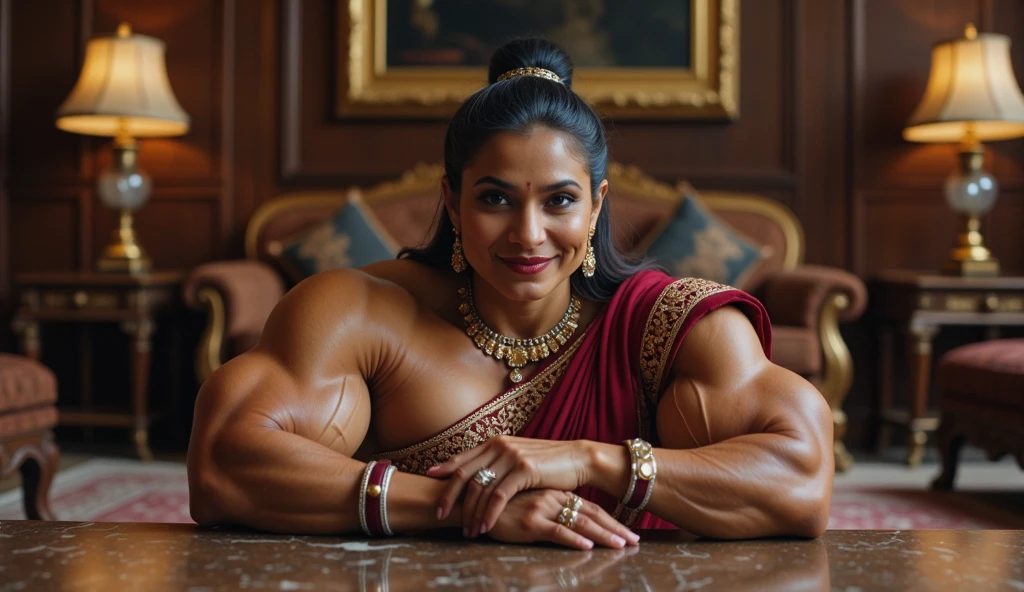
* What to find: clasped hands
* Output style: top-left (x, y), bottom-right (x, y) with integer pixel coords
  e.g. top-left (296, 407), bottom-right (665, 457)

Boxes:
top-left (426, 435), bottom-right (638, 550)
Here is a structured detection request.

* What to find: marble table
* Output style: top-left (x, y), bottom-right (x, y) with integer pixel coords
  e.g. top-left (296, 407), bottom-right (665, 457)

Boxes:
top-left (1, 522), bottom-right (1021, 591)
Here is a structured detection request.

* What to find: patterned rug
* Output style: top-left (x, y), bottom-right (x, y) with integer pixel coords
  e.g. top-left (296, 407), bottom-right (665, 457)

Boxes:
top-left (1, 458), bottom-right (1022, 529)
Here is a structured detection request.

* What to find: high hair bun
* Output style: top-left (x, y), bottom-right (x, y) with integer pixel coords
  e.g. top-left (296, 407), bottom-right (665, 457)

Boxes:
top-left (488, 37), bottom-right (575, 89)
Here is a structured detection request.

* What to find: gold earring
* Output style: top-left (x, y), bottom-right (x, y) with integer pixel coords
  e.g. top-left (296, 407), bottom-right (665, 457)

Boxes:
top-left (582, 227), bottom-right (596, 278)
top-left (451, 227), bottom-right (467, 273)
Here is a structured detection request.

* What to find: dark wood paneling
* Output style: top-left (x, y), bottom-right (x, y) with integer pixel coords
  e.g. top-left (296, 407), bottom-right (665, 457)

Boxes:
top-left (8, 0), bottom-right (83, 186)
top-left (281, 0), bottom-right (448, 182)
top-left (10, 200), bottom-right (79, 273)
top-left (0, 0), bottom-right (11, 349)
top-left (985, 195), bottom-right (1024, 272)
top-left (861, 201), bottom-right (962, 273)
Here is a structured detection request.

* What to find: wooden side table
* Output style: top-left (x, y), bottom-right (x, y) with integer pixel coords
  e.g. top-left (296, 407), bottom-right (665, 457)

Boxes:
top-left (11, 271), bottom-right (184, 462)
top-left (870, 270), bottom-right (1024, 467)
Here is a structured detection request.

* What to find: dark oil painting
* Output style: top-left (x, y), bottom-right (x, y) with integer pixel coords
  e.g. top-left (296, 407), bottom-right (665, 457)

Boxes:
top-left (385, 0), bottom-right (692, 69)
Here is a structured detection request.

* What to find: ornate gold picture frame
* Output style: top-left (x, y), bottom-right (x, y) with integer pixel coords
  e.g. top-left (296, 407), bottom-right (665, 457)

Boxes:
top-left (335, 0), bottom-right (739, 120)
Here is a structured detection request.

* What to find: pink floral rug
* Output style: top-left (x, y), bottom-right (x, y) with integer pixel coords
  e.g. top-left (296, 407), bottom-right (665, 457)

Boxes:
top-left (1, 459), bottom-right (1022, 529)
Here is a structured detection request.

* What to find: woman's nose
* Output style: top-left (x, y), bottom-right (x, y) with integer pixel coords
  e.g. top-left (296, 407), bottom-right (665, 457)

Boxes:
top-left (508, 206), bottom-right (544, 248)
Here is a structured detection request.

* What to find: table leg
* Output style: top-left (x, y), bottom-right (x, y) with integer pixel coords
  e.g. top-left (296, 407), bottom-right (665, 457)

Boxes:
top-left (875, 326), bottom-right (894, 454)
top-left (121, 319), bottom-right (155, 462)
top-left (80, 325), bottom-right (94, 443)
top-left (905, 324), bottom-right (938, 467)
top-left (13, 320), bottom-right (41, 362)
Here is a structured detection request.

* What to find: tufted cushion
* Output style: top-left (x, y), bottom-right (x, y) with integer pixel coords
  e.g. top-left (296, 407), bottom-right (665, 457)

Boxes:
top-left (0, 405), bottom-right (58, 435)
top-left (639, 185), bottom-right (766, 289)
top-left (937, 339), bottom-right (1024, 410)
top-left (0, 354), bottom-right (58, 413)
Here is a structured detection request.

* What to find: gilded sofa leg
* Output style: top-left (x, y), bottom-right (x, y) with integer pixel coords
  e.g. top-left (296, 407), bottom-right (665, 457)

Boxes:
top-left (196, 287), bottom-right (227, 384)
top-left (818, 292), bottom-right (855, 472)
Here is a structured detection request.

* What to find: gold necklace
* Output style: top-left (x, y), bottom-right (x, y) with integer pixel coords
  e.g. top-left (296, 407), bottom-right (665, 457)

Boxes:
top-left (458, 283), bottom-right (581, 383)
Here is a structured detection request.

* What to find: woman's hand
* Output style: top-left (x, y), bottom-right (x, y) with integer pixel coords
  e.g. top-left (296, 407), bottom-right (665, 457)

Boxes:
top-left (426, 435), bottom-right (593, 535)
top-left (486, 489), bottom-right (639, 550)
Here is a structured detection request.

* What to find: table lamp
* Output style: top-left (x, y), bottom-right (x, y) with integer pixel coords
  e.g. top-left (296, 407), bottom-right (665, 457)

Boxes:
top-left (55, 23), bottom-right (190, 274)
top-left (903, 23), bottom-right (1024, 276)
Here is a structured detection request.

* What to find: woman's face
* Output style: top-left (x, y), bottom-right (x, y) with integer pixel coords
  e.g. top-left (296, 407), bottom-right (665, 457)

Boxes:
top-left (444, 126), bottom-right (606, 302)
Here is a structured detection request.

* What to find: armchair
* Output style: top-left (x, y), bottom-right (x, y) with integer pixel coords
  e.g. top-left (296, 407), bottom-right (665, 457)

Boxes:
top-left (184, 162), bottom-right (866, 470)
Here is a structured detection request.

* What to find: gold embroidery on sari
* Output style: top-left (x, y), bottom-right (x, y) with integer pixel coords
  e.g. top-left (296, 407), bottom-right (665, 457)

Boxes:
top-left (639, 278), bottom-right (732, 402)
top-left (371, 335), bottom-right (585, 475)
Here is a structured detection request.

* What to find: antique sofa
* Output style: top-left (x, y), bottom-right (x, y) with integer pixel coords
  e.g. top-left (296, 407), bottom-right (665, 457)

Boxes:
top-left (183, 163), bottom-right (867, 470)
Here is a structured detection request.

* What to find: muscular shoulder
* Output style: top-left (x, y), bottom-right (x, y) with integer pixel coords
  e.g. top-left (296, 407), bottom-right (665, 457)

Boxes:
top-left (361, 258), bottom-right (461, 317)
top-left (670, 306), bottom-right (769, 386)
top-left (258, 268), bottom-right (420, 377)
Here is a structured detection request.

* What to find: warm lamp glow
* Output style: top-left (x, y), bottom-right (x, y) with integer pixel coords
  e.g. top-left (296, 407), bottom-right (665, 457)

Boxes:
top-left (901, 24), bottom-right (1024, 277)
top-left (55, 23), bottom-right (189, 138)
top-left (54, 23), bottom-right (189, 274)
top-left (903, 26), bottom-right (1024, 143)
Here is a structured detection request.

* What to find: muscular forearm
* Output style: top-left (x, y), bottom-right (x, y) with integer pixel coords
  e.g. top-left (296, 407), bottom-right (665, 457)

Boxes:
top-left (189, 425), bottom-right (461, 535)
top-left (586, 434), bottom-right (831, 539)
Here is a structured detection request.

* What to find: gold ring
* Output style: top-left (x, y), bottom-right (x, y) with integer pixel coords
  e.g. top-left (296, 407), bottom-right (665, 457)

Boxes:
top-left (556, 493), bottom-right (583, 529)
top-left (556, 506), bottom-right (579, 529)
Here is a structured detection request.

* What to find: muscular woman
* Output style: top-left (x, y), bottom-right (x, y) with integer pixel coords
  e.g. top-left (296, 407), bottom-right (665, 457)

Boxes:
top-left (187, 37), bottom-right (833, 550)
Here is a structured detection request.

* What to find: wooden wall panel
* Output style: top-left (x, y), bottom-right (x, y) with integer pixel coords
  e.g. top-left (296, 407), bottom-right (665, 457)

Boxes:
top-left (9, 200), bottom-right (79, 272)
top-left (861, 201), bottom-right (962, 273)
top-left (8, 0), bottom-right (83, 185)
top-left (985, 196), bottom-right (1024, 272)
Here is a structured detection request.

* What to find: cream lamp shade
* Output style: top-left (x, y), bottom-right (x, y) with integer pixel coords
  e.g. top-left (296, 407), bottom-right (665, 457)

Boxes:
top-left (903, 26), bottom-right (1024, 143)
top-left (55, 23), bottom-right (189, 138)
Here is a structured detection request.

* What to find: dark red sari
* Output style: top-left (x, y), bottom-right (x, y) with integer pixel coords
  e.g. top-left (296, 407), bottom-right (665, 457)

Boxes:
top-left (373, 269), bottom-right (771, 529)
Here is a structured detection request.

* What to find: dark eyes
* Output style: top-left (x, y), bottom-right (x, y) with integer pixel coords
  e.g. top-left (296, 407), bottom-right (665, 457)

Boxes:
top-left (478, 191), bottom-right (578, 208)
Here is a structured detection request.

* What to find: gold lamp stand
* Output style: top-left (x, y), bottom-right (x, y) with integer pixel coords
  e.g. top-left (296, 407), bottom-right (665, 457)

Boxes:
top-left (96, 138), bottom-right (152, 274)
top-left (942, 143), bottom-right (999, 277)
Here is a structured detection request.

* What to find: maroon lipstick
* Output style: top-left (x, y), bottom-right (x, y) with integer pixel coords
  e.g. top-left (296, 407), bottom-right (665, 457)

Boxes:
top-left (499, 256), bottom-right (555, 275)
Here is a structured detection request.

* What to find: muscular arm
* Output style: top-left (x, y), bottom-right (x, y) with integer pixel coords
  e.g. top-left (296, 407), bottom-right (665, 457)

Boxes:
top-left (187, 270), bottom-right (461, 534)
top-left (587, 307), bottom-right (833, 539)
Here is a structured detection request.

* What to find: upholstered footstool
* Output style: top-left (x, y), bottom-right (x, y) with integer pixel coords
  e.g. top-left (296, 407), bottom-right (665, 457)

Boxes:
top-left (932, 339), bottom-right (1024, 490)
top-left (0, 353), bottom-right (60, 519)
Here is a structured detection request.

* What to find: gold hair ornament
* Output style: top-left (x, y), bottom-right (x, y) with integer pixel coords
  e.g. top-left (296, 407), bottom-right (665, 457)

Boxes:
top-left (496, 67), bottom-right (563, 85)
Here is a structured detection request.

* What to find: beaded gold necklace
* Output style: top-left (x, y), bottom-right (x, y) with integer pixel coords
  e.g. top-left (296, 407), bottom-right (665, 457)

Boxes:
top-left (458, 283), bottom-right (581, 383)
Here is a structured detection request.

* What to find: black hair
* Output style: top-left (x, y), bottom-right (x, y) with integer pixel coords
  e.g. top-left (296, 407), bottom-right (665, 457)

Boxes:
top-left (399, 37), bottom-right (656, 301)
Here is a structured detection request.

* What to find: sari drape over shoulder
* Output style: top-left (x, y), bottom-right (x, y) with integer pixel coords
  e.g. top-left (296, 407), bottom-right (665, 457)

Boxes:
top-left (372, 269), bottom-right (772, 529)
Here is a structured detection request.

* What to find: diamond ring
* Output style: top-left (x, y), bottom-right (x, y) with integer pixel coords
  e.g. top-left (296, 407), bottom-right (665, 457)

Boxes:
top-left (473, 467), bottom-right (497, 487)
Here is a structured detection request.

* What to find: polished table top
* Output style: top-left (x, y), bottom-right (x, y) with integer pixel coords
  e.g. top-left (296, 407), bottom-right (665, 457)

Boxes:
top-left (1, 522), bottom-right (1022, 591)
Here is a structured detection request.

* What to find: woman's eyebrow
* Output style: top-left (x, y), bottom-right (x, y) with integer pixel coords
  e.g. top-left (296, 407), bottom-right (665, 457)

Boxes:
top-left (473, 175), bottom-right (517, 190)
top-left (473, 176), bottom-right (582, 192)
top-left (540, 180), bottom-right (583, 191)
